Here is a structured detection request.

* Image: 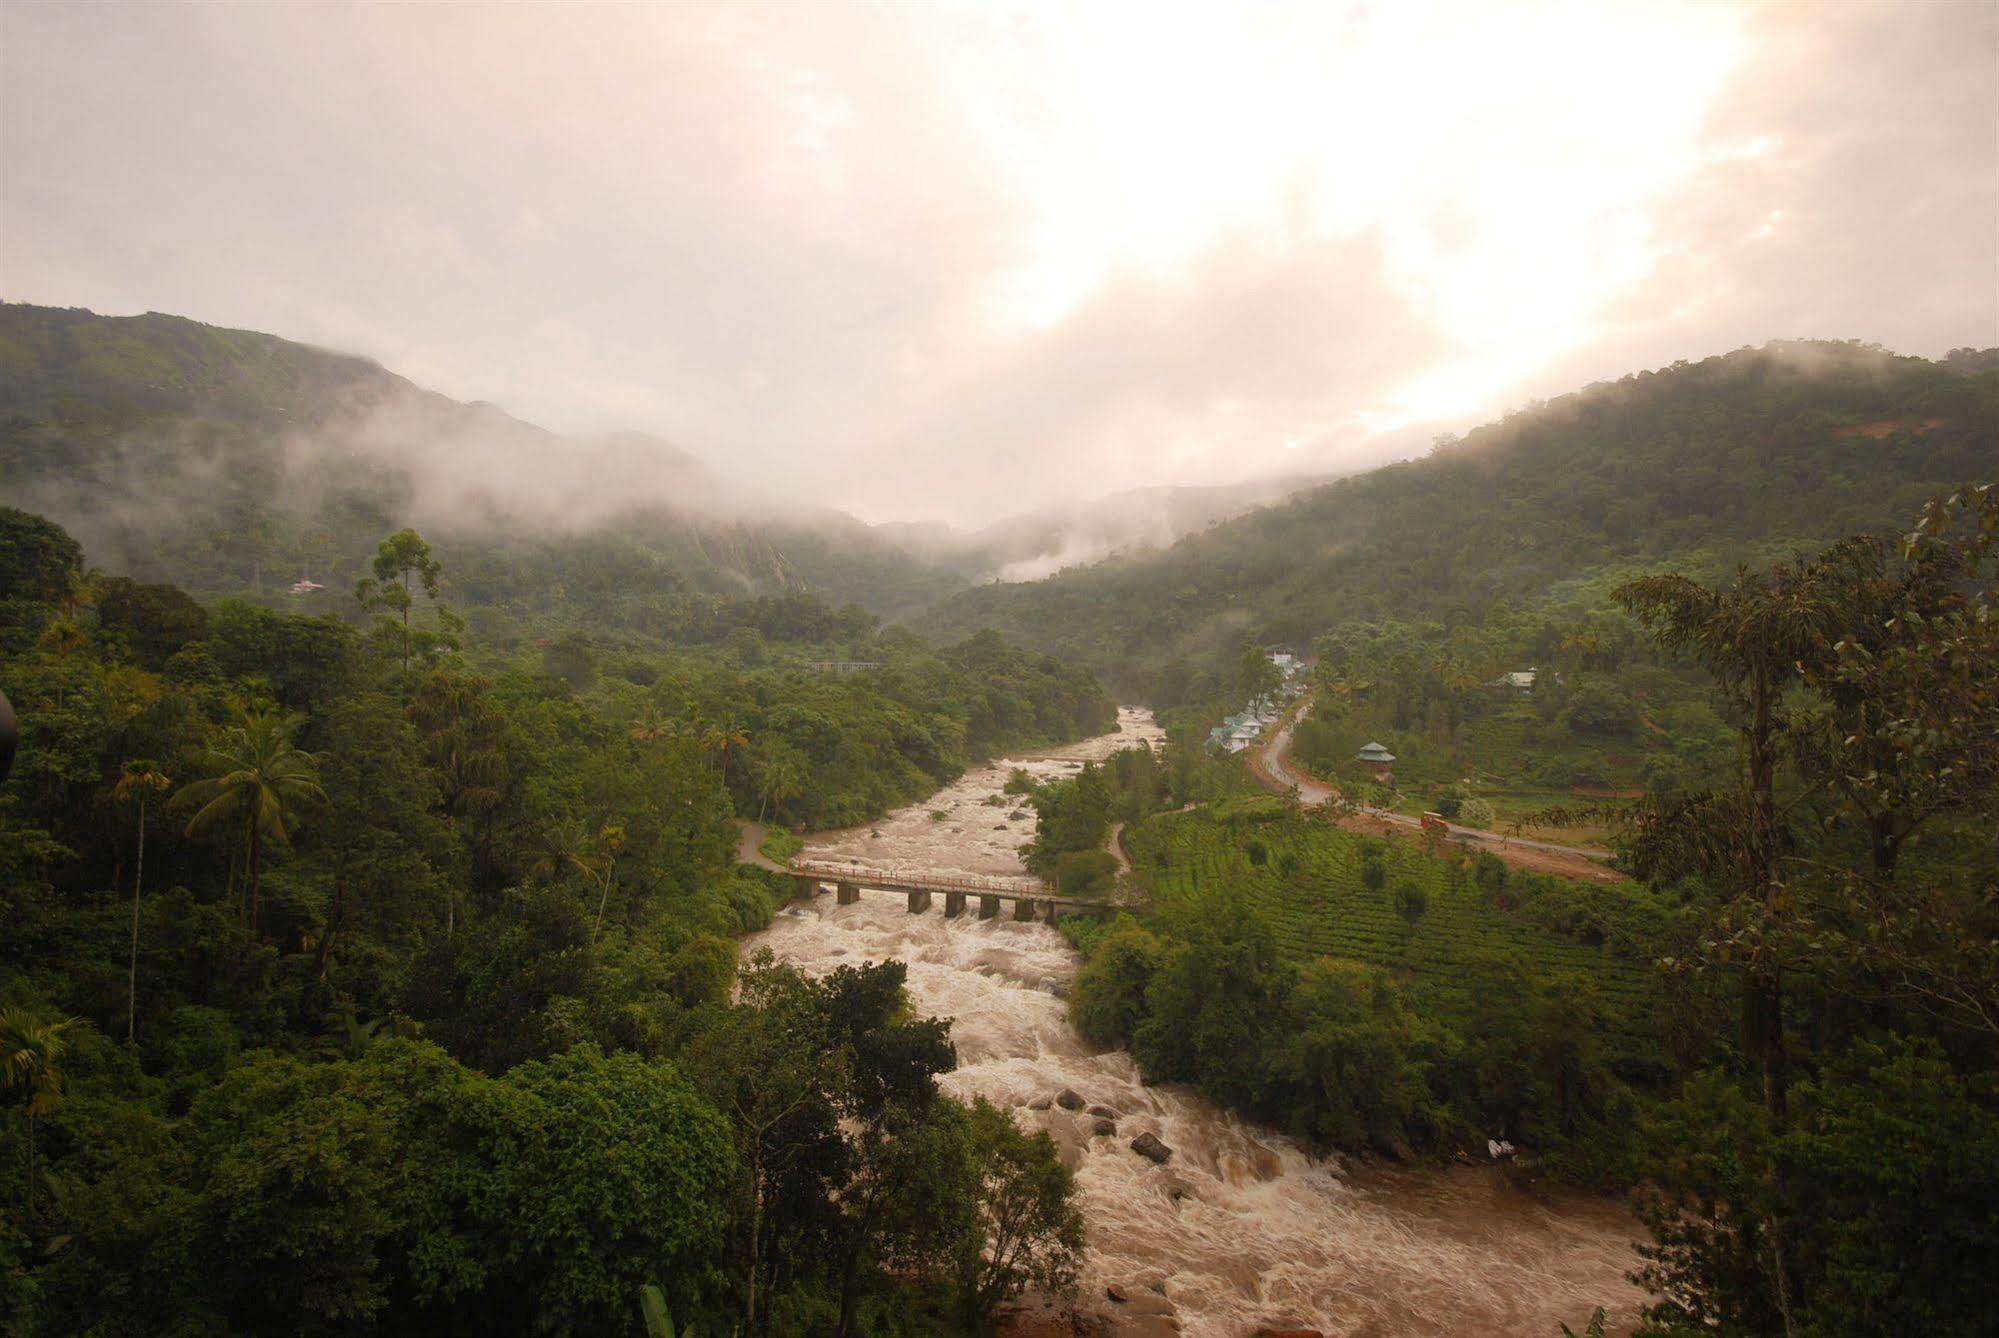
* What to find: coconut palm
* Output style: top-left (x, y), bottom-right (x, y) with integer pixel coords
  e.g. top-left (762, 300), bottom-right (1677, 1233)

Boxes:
top-left (114, 760), bottom-right (173, 1044)
top-left (755, 756), bottom-right (803, 824)
top-left (1, 1008), bottom-right (86, 1216)
top-left (628, 702), bottom-right (679, 748)
top-left (702, 713), bottom-right (749, 778)
top-left (176, 709), bottom-right (326, 940)
top-left (528, 819), bottom-right (607, 887)
top-left (590, 823), bottom-right (626, 944)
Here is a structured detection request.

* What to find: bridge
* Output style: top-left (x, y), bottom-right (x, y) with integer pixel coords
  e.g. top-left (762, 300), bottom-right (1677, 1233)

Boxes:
top-left (786, 858), bottom-right (1115, 924)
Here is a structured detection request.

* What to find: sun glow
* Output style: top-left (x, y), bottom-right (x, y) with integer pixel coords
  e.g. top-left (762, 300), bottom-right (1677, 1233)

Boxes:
top-left (927, 0), bottom-right (1750, 424)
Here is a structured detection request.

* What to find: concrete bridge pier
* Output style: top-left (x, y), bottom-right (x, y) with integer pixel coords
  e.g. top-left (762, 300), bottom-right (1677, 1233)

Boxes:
top-left (1013, 897), bottom-right (1036, 922)
top-left (793, 876), bottom-right (820, 901)
top-left (978, 893), bottom-right (1001, 920)
top-left (944, 890), bottom-right (966, 918)
top-left (907, 887), bottom-right (932, 913)
top-left (1042, 899), bottom-right (1062, 926)
top-left (836, 881), bottom-right (860, 906)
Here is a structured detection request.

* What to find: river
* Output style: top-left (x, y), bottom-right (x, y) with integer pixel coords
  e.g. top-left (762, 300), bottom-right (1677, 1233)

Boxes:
top-left (743, 708), bottom-right (1644, 1336)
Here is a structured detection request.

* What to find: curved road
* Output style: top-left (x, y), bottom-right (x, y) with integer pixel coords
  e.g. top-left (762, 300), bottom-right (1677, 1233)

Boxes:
top-left (1254, 701), bottom-right (1623, 883)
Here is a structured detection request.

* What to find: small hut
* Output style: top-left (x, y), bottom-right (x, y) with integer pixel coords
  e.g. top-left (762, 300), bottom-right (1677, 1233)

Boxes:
top-left (1356, 741), bottom-right (1396, 783)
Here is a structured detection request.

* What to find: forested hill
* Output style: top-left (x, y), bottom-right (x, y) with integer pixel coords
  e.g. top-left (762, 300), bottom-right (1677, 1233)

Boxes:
top-left (0, 303), bottom-right (963, 633)
top-left (917, 341), bottom-right (1999, 700)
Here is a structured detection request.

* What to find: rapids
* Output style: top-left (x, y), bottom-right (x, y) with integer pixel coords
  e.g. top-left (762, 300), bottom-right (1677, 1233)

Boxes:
top-left (744, 708), bottom-right (1644, 1336)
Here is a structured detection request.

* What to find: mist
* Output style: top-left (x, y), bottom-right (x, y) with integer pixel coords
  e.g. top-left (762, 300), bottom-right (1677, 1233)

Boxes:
top-left (2, 0), bottom-right (1993, 531)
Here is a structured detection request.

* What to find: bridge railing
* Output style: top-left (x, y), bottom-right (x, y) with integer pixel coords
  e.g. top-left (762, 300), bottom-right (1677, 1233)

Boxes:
top-left (789, 859), bottom-right (1046, 896)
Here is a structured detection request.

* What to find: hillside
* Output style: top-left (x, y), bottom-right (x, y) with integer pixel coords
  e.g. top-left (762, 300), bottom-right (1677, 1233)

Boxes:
top-left (917, 341), bottom-right (1999, 700)
top-left (0, 303), bottom-right (963, 635)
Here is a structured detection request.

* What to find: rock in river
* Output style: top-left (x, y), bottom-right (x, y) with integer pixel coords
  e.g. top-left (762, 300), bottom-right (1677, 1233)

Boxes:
top-left (1056, 1088), bottom-right (1086, 1111)
top-left (1130, 1132), bottom-right (1173, 1164)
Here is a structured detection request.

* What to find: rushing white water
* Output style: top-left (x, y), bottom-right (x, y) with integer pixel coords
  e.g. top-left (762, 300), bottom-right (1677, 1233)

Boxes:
top-left (745, 708), bottom-right (1644, 1336)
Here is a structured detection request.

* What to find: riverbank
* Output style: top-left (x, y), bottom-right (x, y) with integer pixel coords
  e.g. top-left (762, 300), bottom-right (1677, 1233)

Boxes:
top-left (744, 709), bottom-right (1644, 1336)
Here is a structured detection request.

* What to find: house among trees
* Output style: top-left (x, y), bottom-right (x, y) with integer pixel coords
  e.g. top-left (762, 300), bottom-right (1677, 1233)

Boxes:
top-left (1490, 667), bottom-right (1537, 695)
top-left (1356, 740), bottom-right (1396, 782)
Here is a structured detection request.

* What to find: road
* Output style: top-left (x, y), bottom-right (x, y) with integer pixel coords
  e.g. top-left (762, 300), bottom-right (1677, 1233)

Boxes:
top-left (1251, 701), bottom-right (1626, 884)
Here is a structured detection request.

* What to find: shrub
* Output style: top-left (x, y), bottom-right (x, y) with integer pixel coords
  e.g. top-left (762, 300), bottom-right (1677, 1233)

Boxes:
top-left (1393, 881), bottom-right (1428, 921)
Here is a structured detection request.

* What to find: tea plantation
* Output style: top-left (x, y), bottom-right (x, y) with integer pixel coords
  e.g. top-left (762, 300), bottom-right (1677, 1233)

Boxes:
top-left (1125, 803), bottom-right (1671, 1069)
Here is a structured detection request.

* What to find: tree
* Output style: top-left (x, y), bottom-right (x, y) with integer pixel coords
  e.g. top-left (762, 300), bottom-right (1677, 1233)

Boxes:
top-left (113, 760), bottom-right (173, 1044)
top-left (684, 953), bottom-right (847, 1334)
top-left (176, 709), bottom-right (326, 940)
top-left (589, 823), bottom-right (625, 944)
top-left (954, 1097), bottom-right (1083, 1328)
top-left (0, 1009), bottom-right (86, 1218)
top-left (701, 713), bottom-right (749, 783)
top-left (498, 1047), bottom-right (736, 1335)
top-left (1237, 641), bottom-right (1282, 702)
top-left (355, 528), bottom-right (444, 676)
top-left (1620, 550), bottom-right (1875, 1334)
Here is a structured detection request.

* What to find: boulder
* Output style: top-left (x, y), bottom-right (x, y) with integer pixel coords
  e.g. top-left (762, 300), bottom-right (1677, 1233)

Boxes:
top-left (1092, 1118), bottom-right (1117, 1137)
top-left (1088, 1104), bottom-right (1118, 1118)
top-left (1055, 1088), bottom-right (1086, 1111)
top-left (1130, 1132), bottom-right (1173, 1164)
top-left (1027, 1096), bottom-right (1053, 1112)
top-left (1106, 1284), bottom-right (1129, 1304)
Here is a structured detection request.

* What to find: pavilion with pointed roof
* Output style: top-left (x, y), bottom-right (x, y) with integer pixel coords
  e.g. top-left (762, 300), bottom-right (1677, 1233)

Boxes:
top-left (1356, 741), bottom-right (1396, 782)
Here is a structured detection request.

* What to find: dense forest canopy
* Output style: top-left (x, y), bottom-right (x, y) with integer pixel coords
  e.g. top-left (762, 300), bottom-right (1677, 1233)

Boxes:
top-left (0, 505), bottom-right (1105, 1335)
top-left (919, 342), bottom-right (1999, 704)
top-left (0, 303), bottom-right (968, 630)
top-left (3, 306), bottom-right (1996, 1336)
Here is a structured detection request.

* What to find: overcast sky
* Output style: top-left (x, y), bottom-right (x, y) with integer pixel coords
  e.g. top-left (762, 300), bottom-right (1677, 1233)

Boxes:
top-left (3, 0), bottom-right (1993, 526)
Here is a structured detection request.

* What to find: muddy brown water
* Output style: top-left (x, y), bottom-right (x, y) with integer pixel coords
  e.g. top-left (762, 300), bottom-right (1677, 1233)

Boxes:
top-left (744, 709), bottom-right (1643, 1336)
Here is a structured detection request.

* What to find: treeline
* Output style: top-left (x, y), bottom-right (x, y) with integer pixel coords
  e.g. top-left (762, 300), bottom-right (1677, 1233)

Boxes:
top-left (0, 302), bottom-right (966, 629)
top-left (1062, 490), bottom-right (1999, 1334)
top-left (0, 507), bottom-right (1099, 1334)
top-left (919, 342), bottom-right (1999, 704)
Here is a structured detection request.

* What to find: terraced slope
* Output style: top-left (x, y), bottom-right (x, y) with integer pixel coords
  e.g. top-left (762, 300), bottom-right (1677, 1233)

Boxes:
top-left (1127, 804), bottom-right (1666, 1067)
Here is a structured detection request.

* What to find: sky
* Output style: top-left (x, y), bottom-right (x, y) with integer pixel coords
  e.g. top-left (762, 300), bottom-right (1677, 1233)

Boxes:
top-left (2, 0), bottom-right (1994, 527)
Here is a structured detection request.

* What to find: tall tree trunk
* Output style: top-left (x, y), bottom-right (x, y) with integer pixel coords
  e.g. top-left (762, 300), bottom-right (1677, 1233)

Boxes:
top-left (744, 1170), bottom-right (765, 1335)
top-left (128, 795), bottom-right (146, 1044)
top-left (314, 862), bottom-right (348, 982)
top-left (1747, 669), bottom-right (1798, 1334)
top-left (247, 823), bottom-right (264, 940)
top-left (592, 864), bottom-right (616, 944)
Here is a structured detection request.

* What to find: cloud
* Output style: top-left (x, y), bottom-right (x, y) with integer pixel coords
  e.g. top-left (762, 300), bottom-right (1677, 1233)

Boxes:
top-left (1, 0), bottom-right (1991, 528)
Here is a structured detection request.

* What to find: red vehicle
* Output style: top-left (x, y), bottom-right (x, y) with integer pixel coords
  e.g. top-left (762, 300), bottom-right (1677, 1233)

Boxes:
top-left (1419, 811), bottom-right (1449, 834)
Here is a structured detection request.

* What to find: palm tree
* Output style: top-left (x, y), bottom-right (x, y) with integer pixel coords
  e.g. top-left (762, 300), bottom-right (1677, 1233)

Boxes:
top-left (1, 1008), bottom-right (86, 1217)
top-left (590, 823), bottom-right (626, 944)
top-left (114, 760), bottom-right (173, 1044)
top-left (528, 819), bottom-right (607, 887)
top-left (702, 713), bottom-right (749, 778)
top-left (176, 709), bottom-right (326, 940)
top-left (628, 703), bottom-right (678, 748)
top-left (756, 757), bottom-right (802, 824)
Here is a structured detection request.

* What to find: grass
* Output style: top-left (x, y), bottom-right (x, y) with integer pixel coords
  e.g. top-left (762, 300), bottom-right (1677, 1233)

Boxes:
top-left (759, 829), bottom-right (805, 864)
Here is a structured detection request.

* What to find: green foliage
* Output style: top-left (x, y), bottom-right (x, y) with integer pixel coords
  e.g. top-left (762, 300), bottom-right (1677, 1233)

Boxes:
top-left (1069, 916), bottom-right (1163, 1044)
top-left (920, 342), bottom-right (1999, 703)
top-left (0, 506), bottom-right (1098, 1336)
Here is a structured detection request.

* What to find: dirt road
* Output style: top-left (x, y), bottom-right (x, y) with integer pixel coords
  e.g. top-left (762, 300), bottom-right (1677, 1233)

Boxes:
top-left (1252, 702), bottom-right (1627, 885)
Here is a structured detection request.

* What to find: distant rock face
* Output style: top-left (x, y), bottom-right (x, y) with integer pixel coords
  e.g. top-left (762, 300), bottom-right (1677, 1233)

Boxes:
top-left (1130, 1132), bottom-right (1173, 1164)
top-left (1056, 1089), bottom-right (1086, 1111)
